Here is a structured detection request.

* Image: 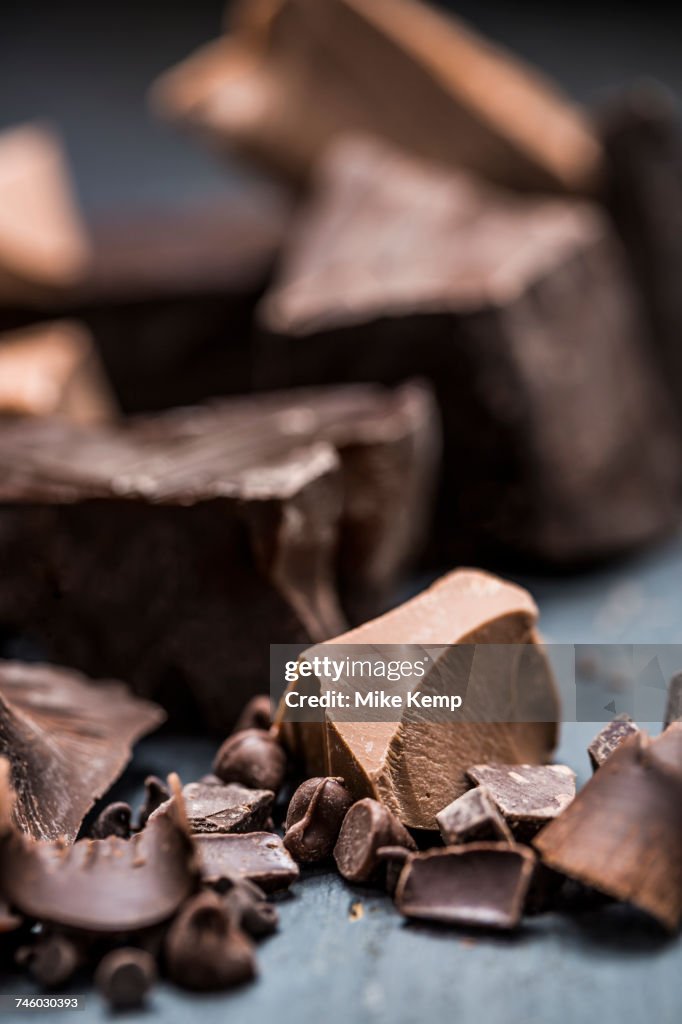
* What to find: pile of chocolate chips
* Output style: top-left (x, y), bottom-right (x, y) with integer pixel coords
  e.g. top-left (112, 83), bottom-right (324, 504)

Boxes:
top-left (3, 685), bottom-right (681, 1012)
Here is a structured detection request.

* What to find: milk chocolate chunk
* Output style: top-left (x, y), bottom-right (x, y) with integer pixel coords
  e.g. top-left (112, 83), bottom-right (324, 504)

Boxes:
top-left (213, 731), bottom-right (287, 793)
top-left (153, 0), bottom-right (600, 193)
top-left (0, 661), bottom-right (164, 842)
top-left (0, 123), bottom-right (88, 304)
top-left (535, 727), bottom-right (682, 931)
top-left (436, 787), bottom-right (513, 845)
top-left (588, 714), bottom-right (640, 770)
top-left (284, 776), bottom-right (353, 863)
top-left (259, 138), bottom-right (680, 563)
top-left (279, 570), bottom-right (559, 829)
top-left (196, 832), bottom-right (300, 892)
top-left (155, 781), bottom-right (274, 835)
top-left (0, 322), bottom-right (116, 424)
top-left (95, 948), bottom-right (156, 1010)
top-left (333, 799), bottom-right (416, 883)
top-left (395, 843), bottom-right (535, 929)
top-left (664, 673), bottom-right (682, 729)
top-left (165, 892), bottom-right (257, 992)
top-left (467, 764), bottom-right (576, 840)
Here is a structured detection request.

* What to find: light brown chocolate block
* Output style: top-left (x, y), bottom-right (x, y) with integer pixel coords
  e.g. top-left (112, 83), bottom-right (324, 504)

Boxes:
top-left (277, 569), bottom-right (559, 829)
top-left (151, 0), bottom-right (601, 193)
top-left (0, 124), bottom-right (88, 303)
top-left (0, 322), bottom-right (117, 424)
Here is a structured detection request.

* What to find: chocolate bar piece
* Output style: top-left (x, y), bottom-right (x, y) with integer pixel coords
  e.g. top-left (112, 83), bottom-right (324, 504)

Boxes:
top-left (153, 781), bottom-right (274, 835)
top-left (588, 714), bottom-right (640, 770)
top-left (467, 764), bottom-right (576, 840)
top-left (535, 727), bottom-right (682, 931)
top-left (0, 321), bottom-right (116, 424)
top-left (152, 0), bottom-right (600, 193)
top-left (599, 84), bottom-right (682, 423)
top-left (664, 673), bottom-right (682, 729)
top-left (195, 832), bottom-right (300, 891)
top-left (0, 660), bottom-right (164, 842)
top-left (0, 123), bottom-right (88, 304)
top-left (278, 569), bottom-right (559, 829)
top-left (436, 786), bottom-right (513, 845)
top-left (259, 137), bottom-right (681, 563)
top-left (394, 843), bottom-right (536, 929)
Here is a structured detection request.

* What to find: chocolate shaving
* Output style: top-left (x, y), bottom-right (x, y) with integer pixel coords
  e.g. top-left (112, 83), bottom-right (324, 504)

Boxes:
top-left (195, 832), bottom-right (299, 892)
top-left (0, 660), bottom-right (164, 842)
top-left (467, 763), bottom-right (576, 840)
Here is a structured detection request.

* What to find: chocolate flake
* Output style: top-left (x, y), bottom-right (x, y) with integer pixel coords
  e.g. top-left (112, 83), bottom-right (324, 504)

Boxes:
top-left (436, 787), bottom-right (514, 845)
top-left (195, 832), bottom-right (300, 892)
top-left (467, 763), bottom-right (576, 840)
top-left (333, 799), bottom-right (416, 883)
top-left (588, 715), bottom-right (640, 770)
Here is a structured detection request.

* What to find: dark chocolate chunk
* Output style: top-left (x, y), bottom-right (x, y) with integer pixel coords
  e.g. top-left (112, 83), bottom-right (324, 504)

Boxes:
top-left (91, 802), bottom-right (132, 840)
top-left (535, 727), bottom-right (682, 931)
top-left (0, 660), bottom-right (164, 842)
top-left (284, 777), bottom-right (353, 863)
top-left (138, 775), bottom-right (170, 830)
top-left (376, 846), bottom-right (412, 895)
top-left (436, 786), bottom-right (514, 845)
top-left (588, 714), bottom-right (640, 770)
top-left (95, 948), bottom-right (156, 1010)
top-left (165, 892), bottom-right (257, 991)
top-left (467, 763), bottom-right (576, 840)
top-left (333, 799), bottom-right (416, 883)
top-left (16, 933), bottom-right (82, 988)
top-left (154, 780), bottom-right (274, 835)
top-left (222, 880), bottom-right (279, 938)
top-left (395, 843), bottom-right (536, 929)
top-left (213, 731), bottom-right (287, 793)
top-left (259, 136), bottom-right (680, 564)
top-left (195, 832), bottom-right (300, 892)
top-left (664, 673), bottom-right (682, 729)
top-left (233, 695), bottom-right (273, 734)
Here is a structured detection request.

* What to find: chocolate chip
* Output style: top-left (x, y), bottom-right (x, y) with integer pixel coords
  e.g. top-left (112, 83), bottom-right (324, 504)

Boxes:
top-left (588, 715), bottom-right (640, 770)
top-left (284, 777), bottom-right (353, 863)
top-left (95, 947), bottom-right (156, 1010)
top-left (333, 799), bottom-right (416, 883)
top-left (213, 730), bottom-right (287, 792)
top-left (91, 802), bottom-right (132, 839)
top-left (165, 892), bottom-right (257, 991)
top-left (138, 776), bottom-right (170, 829)
top-left (222, 881), bottom-right (279, 938)
top-left (233, 696), bottom-right (273, 734)
top-left (16, 933), bottom-right (81, 988)
top-left (466, 764), bottom-right (576, 840)
top-left (436, 787), bottom-right (513, 845)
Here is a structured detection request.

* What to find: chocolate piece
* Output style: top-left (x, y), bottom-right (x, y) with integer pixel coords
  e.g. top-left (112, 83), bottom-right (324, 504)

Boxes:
top-left (233, 695), bottom-right (273, 734)
top-left (376, 846), bottom-right (412, 895)
top-left (0, 900), bottom-right (22, 933)
top-left (153, 0), bottom-right (600, 193)
top-left (395, 843), bottom-right (536, 929)
top-left (138, 776), bottom-right (170, 829)
top-left (535, 727), bottom-right (682, 931)
top-left (0, 322), bottom-right (116, 424)
top-left (259, 137), bottom-right (680, 563)
top-left (222, 880), bottom-right (279, 938)
top-left (0, 123), bottom-right (88, 304)
top-left (436, 787), bottom-right (513, 845)
top-left (0, 766), bottom-right (198, 932)
top-left (588, 714), bottom-right (640, 770)
top-left (664, 673), bottom-right (682, 729)
top-left (155, 780), bottom-right (274, 834)
top-left (165, 892), bottom-right (257, 991)
top-left (333, 798), bottom-right (416, 883)
top-left (95, 948), bottom-right (156, 1010)
top-left (467, 764), bottom-right (576, 840)
top-left (16, 933), bottom-right (82, 988)
top-left (91, 802), bottom-right (133, 840)
top-left (284, 776), bottom-right (353, 863)
top-left (0, 660), bottom-right (164, 842)
top-left (599, 84), bottom-right (682, 421)
top-left (195, 832), bottom-right (300, 892)
top-left (213, 731), bottom-right (287, 793)
top-left (279, 570), bottom-right (559, 829)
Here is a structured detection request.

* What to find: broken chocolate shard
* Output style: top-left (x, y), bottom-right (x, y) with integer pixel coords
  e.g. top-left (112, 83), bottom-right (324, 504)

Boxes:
top-left (165, 891), bottom-right (257, 992)
top-left (284, 776), bottom-right (353, 863)
top-left (153, 0), bottom-right (600, 193)
top-left (91, 802), bottom-right (133, 840)
top-left (95, 948), bottom-right (156, 1011)
top-left (0, 660), bottom-right (164, 842)
top-left (196, 832), bottom-right (300, 892)
top-left (664, 673), bottom-right (682, 729)
top-left (0, 322), bottom-right (117, 424)
top-left (395, 842), bottom-right (535, 929)
top-left (154, 780), bottom-right (274, 834)
top-left (467, 764), bottom-right (576, 841)
top-left (279, 569), bottom-right (559, 829)
top-left (333, 798), bottom-right (416, 883)
top-left (535, 727), bottom-right (682, 931)
top-left (213, 730), bottom-right (287, 793)
top-left (233, 695), bottom-right (273, 734)
top-left (436, 787), bottom-right (513, 845)
top-left (259, 136), bottom-right (680, 563)
top-left (588, 715), bottom-right (640, 770)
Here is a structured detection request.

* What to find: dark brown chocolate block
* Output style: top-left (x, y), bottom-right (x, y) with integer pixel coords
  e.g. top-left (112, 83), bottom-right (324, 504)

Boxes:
top-left (467, 763), bottom-right (576, 840)
top-left (153, 781), bottom-right (274, 835)
top-left (259, 137), bottom-right (681, 564)
top-left (195, 832), bottom-right (300, 892)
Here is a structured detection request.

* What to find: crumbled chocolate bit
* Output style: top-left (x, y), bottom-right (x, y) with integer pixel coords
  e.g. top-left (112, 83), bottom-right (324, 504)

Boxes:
top-left (284, 777), bottom-right (353, 863)
top-left (436, 787), bottom-right (513, 845)
top-left (138, 776), bottom-right (170, 829)
top-left (213, 730), bottom-right (287, 792)
top-left (196, 832), bottom-right (300, 892)
top-left (588, 715), bottom-right (640, 770)
top-left (95, 948), bottom-right (156, 1010)
top-left (165, 892), bottom-right (257, 991)
top-left (91, 802), bottom-right (132, 840)
top-left (233, 696), bottom-right (273, 734)
top-left (467, 764), bottom-right (576, 840)
top-left (333, 799), bottom-right (416, 883)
